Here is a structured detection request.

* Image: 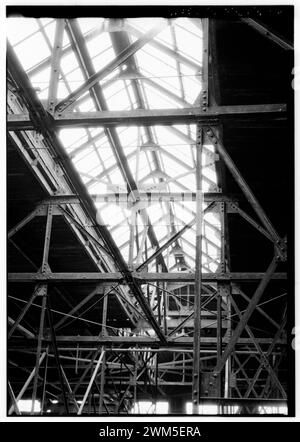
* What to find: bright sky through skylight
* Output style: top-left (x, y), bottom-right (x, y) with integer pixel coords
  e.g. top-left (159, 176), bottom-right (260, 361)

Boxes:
top-left (7, 16), bottom-right (221, 274)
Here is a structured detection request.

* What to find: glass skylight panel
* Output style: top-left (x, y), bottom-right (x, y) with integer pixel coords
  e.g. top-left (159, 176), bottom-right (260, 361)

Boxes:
top-left (136, 49), bottom-right (177, 84)
top-left (62, 28), bottom-right (71, 48)
top-left (107, 168), bottom-right (126, 187)
top-left (101, 204), bottom-right (125, 227)
top-left (127, 18), bottom-right (163, 33)
top-left (77, 97), bottom-right (96, 112)
top-left (116, 126), bottom-right (138, 147)
top-left (74, 150), bottom-right (100, 174)
top-left (60, 50), bottom-right (79, 76)
top-left (173, 203), bottom-right (194, 224)
top-left (72, 147), bottom-right (94, 165)
top-left (163, 145), bottom-right (194, 168)
top-left (39, 18), bottom-right (55, 27)
top-left (64, 66), bottom-right (85, 88)
top-left (41, 20), bottom-right (56, 46)
top-left (30, 67), bottom-right (51, 100)
top-left (180, 63), bottom-right (202, 84)
top-left (78, 18), bottom-right (105, 35)
top-left (178, 17), bottom-right (203, 37)
top-left (57, 81), bottom-right (70, 101)
top-left (144, 84), bottom-right (182, 109)
top-left (91, 47), bottom-right (116, 72)
top-left (82, 165), bottom-right (102, 179)
top-left (7, 18), bottom-right (39, 46)
top-left (182, 228), bottom-right (195, 245)
top-left (13, 31), bottom-right (51, 72)
top-left (59, 128), bottom-right (87, 148)
top-left (140, 73), bottom-right (183, 106)
top-left (155, 25), bottom-right (174, 49)
top-left (182, 75), bottom-right (203, 104)
top-left (181, 239), bottom-right (195, 256)
top-left (103, 81), bottom-right (131, 110)
top-left (173, 22), bottom-right (203, 63)
top-left (86, 31), bottom-right (112, 58)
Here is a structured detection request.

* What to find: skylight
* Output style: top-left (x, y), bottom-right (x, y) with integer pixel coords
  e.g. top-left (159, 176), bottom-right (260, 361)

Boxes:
top-left (7, 17), bottom-right (221, 278)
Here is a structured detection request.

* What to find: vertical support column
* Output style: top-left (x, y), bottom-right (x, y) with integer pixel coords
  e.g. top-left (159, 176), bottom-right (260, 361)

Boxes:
top-left (216, 201), bottom-right (226, 405)
top-left (156, 263), bottom-right (162, 326)
top-left (30, 287), bottom-right (47, 415)
top-left (128, 213), bottom-right (135, 269)
top-left (40, 347), bottom-right (49, 414)
top-left (31, 204), bottom-right (53, 414)
top-left (191, 16), bottom-right (209, 414)
top-left (162, 281), bottom-right (168, 334)
top-left (218, 283), bottom-right (231, 405)
top-left (201, 18), bottom-right (209, 112)
top-left (47, 19), bottom-right (65, 114)
top-left (224, 288), bottom-right (232, 403)
top-left (99, 291), bottom-right (108, 414)
top-left (217, 288), bottom-right (222, 396)
top-left (192, 124), bottom-right (203, 413)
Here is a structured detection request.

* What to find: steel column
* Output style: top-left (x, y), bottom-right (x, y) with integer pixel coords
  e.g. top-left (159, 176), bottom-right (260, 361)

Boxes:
top-left (192, 125), bottom-right (203, 412)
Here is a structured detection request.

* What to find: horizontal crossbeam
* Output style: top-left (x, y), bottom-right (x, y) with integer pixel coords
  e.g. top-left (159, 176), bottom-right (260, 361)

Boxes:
top-left (9, 335), bottom-right (286, 346)
top-left (7, 103), bottom-right (286, 130)
top-left (38, 193), bottom-right (236, 205)
top-left (8, 272), bottom-right (287, 283)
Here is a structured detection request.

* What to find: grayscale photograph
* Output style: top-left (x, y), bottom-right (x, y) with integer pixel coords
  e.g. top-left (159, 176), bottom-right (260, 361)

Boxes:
top-left (6, 4), bottom-right (294, 418)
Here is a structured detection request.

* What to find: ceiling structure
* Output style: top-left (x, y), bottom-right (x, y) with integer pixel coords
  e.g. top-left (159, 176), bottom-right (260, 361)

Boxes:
top-left (7, 11), bottom-right (293, 416)
top-left (8, 17), bottom-right (222, 274)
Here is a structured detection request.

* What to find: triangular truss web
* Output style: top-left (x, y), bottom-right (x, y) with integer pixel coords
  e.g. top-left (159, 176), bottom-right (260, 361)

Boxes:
top-left (7, 17), bottom-right (221, 274)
